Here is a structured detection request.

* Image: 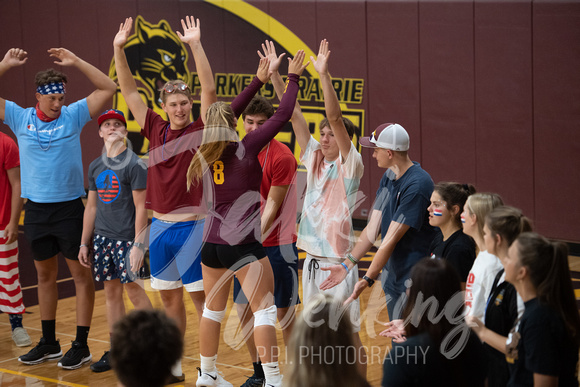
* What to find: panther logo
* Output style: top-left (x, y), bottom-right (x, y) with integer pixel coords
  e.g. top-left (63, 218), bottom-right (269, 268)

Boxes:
top-left (109, 16), bottom-right (193, 155)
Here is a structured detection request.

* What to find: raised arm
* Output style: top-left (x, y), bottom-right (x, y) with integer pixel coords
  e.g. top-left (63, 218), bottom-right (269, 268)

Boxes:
top-left (229, 57), bottom-right (269, 117)
top-left (260, 41), bottom-right (310, 152)
top-left (0, 48), bottom-right (28, 121)
top-left (48, 48), bottom-right (116, 118)
top-left (312, 40), bottom-right (351, 162)
top-left (177, 16), bottom-right (216, 123)
top-left (113, 18), bottom-right (148, 128)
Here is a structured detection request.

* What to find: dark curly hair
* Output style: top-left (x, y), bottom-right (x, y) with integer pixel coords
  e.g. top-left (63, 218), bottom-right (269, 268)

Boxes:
top-left (34, 68), bottom-right (68, 87)
top-left (110, 309), bottom-right (183, 387)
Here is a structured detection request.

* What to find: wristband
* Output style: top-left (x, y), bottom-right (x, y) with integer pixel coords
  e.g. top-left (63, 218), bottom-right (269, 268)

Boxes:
top-left (133, 242), bottom-right (145, 250)
top-left (362, 275), bottom-right (375, 288)
top-left (340, 262), bottom-right (349, 273)
top-left (80, 244), bottom-right (88, 248)
top-left (346, 253), bottom-right (358, 265)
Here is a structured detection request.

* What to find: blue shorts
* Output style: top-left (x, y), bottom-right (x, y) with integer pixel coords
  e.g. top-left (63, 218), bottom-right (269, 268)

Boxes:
top-left (233, 243), bottom-right (300, 308)
top-left (149, 218), bottom-right (204, 291)
top-left (92, 234), bottom-right (145, 284)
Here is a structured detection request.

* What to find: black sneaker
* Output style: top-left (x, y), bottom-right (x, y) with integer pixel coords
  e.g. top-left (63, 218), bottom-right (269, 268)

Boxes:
top-left (90, 351), bottom-right (111, 373)
top-left (241, 374), bottom-right (265, 387)
top-left (18, 338), bottom-right (62, 365)
top-left (166, 372), bottom-right (186, 384)
top-left (57, 341), bottom-right (92, 370)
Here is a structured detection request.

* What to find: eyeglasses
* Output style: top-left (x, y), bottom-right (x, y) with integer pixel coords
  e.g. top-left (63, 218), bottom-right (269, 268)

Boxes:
top-left (163, 83), bottom-right (189, 93)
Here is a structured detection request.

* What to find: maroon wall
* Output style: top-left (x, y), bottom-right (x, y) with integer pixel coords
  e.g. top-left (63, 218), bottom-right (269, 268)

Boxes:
top-left (1, 0), bottom-right (579, 245)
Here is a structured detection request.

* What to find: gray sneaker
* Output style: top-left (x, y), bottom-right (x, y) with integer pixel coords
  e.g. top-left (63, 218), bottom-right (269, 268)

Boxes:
top-left (12, 327), bottom-right (32, 347)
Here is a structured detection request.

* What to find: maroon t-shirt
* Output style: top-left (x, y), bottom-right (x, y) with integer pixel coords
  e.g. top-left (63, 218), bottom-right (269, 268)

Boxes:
top-left (142, 77), bottom-right (263, 214)
top-left (203, 74), bottom-right (300, 246)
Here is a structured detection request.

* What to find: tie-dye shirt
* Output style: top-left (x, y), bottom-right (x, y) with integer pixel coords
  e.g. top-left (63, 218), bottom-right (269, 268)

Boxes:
top-left (297, 137), bottom-right (364, 258)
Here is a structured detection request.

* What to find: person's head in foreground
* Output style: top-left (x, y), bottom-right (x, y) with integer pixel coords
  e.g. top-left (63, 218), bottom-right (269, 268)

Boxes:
top-left (110, 309), bottom-right (183, 387)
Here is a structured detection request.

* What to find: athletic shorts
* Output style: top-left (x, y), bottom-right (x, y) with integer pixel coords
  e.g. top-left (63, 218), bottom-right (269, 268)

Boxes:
top-left (92, 234), bottom-right (147, 284)
top-left (23, 198), bottom-right (84, 261)
top-left (302, 253), bottom-right (361, 333)
top-left (233, 243), bottom-right (300, 308)
top-left (201, 241), bottom-right (266, 271)
top-left (148, 218), bottom-right (204, 292)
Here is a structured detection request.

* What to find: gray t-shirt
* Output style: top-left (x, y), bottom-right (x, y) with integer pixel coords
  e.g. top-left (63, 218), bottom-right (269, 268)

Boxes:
top-left (88, 149), bottom-right (147, 241)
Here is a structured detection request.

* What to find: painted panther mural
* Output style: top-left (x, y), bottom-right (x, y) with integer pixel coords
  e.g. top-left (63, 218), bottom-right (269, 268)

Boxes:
top-left (109, 16), bottom-right (194, 155)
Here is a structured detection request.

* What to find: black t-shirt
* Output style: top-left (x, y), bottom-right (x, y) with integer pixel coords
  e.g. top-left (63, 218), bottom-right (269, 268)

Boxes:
top-left (429, 229), bottom-right (476, 281)
top-left (382, 330), bottom-right (488, 387)
top-left (508, 298), bottom-right (579, 386)
top-left (484, 269), bottom-right (519, 387)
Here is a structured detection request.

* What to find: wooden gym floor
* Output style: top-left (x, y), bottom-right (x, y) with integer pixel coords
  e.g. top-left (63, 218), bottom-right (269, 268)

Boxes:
top-left (2, 248), bottom-right (580, 386)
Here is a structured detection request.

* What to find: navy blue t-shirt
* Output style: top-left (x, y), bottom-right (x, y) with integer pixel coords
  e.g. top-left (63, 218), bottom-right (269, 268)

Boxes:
top-left (373, 162), bottom-right (436, 296)
top-left (509, 298), bottom-right (579, 386)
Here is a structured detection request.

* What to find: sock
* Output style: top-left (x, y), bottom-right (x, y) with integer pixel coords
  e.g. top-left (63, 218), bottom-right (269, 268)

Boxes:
top-left (253, 361), bottom-right (265, 379)
top-left (41, 320), bottom-right (56, 344)
top-left (9, 314), bottom-right (23, 330)
top-left (263, 361), bottom-right (282, 386)
top-left (200, 354), bottom-right (217, 373)
top-left (171, 359), bottom-right (183, 377)
top-left (75, 326), bottom-right (90, 345)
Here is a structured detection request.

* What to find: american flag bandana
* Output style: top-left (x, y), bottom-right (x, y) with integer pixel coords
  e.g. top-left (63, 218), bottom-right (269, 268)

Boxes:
top-left (36, 82), bottom-right (66, 95)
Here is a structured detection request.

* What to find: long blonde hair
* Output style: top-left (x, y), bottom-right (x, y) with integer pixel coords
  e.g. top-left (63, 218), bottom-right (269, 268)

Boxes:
top-left (186, 102), bottom-right (238, 190)
top-left (465, 192), bottom-right (504, 239)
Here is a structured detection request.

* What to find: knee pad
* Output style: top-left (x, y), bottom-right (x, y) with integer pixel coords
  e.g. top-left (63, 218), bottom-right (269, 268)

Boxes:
top-left (202, 306), bottom-right (226, 323)
top-left (253, 304), bottom-right (277, 327)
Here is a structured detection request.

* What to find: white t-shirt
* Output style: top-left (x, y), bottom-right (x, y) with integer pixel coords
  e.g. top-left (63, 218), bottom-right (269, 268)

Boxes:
top-left (465, 250), bottom-right (504, 319)
top-left (297, 136), bottom-right (364, 258)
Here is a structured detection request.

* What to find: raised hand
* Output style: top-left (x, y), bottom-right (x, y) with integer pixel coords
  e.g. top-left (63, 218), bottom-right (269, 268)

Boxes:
top-left (256, 56), bottom-right (271, 83)
top-left (311, 39), bottom-right (330, 75)
top-left (48, 48), bottom-right (79, 67)
top-left (379, 319), bottom-right (407, 343)
top-left (114, 17), bottom-right (133, 49)
top-left (2, 48), bottom-right (28, 68)
top-left (258, 40), bottom-right (286, 76)
top-left (177, 15), bottom-right (201, 45)
top-left (287, 50), bottom-right (309, 76)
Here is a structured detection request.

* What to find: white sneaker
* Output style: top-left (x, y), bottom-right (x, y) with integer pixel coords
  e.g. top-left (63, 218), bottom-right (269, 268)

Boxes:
top-left (196, 367), bottom-right (233, 387)
top-left (12, 327), bottom-right (32, 347)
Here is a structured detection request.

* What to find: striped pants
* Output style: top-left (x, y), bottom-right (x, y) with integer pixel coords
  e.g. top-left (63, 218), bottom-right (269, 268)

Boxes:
top-left (0, 227), bottom-right (25, 314)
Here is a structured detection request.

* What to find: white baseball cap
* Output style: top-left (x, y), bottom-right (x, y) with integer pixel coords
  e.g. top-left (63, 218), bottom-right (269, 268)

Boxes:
top-left (360, 123), bottom-right (409, 151)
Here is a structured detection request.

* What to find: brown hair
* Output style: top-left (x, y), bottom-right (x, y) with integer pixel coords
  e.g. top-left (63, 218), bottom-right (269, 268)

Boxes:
top-left (242, 95), bottom-right (274, 119)
top-left (186, 102), bottom-right (238, 189)
top-left (403, 258), bottom-right (464, 343)
top-left (434, 182), bottom-right (476, 227)
top-left (486, 206), bottom-right (532, 247)
top-left (516, 232), bottom-right (580, 345)
top-left (35, 69), bottom-right (68, 87)
top-left (319, 116), bottom-right (357, 139)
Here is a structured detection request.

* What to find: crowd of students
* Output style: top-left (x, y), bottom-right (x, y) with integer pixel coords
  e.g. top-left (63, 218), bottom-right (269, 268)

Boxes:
top-left (1, 14), bottom-right (578, 387)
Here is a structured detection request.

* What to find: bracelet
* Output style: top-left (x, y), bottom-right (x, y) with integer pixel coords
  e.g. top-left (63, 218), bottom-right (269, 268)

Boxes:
top-left (80, 244), bottom-right (88, 248)
top-left (340, 262), bottom-right (349, 273)
top-left (133, 242), bottom-right (145, 250)
top-left (346, 253), bottom-right (358, 265)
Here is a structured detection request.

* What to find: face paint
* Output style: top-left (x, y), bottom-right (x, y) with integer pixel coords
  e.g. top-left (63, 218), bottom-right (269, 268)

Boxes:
top-left (433, 209), bottom-right (443, 217)
top-left (461, 214), bottom-right (466, 223)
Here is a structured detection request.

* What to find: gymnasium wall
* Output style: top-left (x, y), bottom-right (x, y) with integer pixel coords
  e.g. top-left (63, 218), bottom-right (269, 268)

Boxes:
top-left (1, 0), bottom-right (579, 248)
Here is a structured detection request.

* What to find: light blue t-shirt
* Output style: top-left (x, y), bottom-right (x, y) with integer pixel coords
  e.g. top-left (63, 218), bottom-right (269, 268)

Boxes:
top-left (3, 99), bottom-right (90, 202)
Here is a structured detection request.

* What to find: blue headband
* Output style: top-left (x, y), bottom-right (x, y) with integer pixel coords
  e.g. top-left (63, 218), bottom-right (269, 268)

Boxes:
top-left (36, 82), bottom-right (66, 95)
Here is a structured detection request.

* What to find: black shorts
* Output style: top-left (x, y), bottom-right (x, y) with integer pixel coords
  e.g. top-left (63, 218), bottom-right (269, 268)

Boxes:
top-left (201, 242), bottom-right (266, 271)
top-left (24, 198), bottom-right (84, 261)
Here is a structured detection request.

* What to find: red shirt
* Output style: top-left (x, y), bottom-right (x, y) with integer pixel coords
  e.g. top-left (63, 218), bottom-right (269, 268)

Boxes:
top-left (142, 111), bottom-right (206, 214)
top-left (0, 132), bottom-right (20, 227)
top-left (259, 139), bottom-right (297, 246)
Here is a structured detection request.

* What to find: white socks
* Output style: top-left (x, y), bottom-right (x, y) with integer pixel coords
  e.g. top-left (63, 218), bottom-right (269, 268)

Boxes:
top-left (200, 354), bottom-right (218, 373)
top-left (262, 361), bottom-right (282, 386)
top-left (171, 359), bottom-right (183, 377)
